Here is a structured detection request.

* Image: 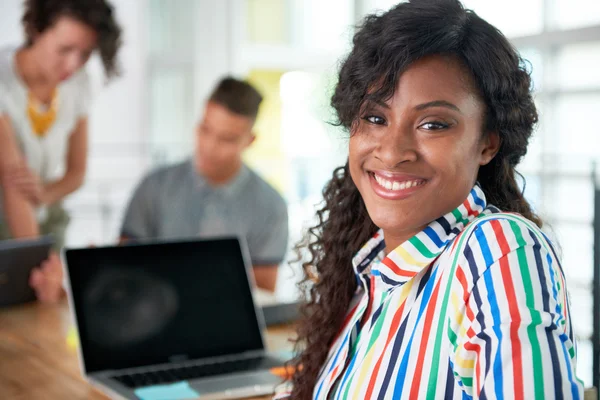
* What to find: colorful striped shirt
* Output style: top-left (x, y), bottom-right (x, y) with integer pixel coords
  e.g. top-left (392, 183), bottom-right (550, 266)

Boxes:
top-left (305, 184), bottom-right (583, 399)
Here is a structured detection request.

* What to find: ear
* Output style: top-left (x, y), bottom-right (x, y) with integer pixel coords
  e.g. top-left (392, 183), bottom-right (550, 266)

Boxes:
top-left (479, 131), bottom-right (500, 166)
top-left (246, 132), bottom-right (256, 148)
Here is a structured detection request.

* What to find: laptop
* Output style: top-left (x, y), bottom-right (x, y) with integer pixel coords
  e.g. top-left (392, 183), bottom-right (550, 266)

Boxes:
top-left (64, 237), bottom-right (288, 400)
top-left (0, 236), bottom-right (54, 307)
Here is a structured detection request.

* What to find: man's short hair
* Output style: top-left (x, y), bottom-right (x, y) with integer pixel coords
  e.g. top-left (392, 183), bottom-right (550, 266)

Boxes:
top-left (209, 77), bottom-right (263, 120)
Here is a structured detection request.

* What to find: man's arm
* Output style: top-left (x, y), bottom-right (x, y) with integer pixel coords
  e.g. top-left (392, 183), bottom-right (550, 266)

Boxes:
top-left (249, 197), bottom-right (289, 292)
top-left (252, 265), bottom-right (279, 292)
top-left (120, 173), bottom-right (159, 242)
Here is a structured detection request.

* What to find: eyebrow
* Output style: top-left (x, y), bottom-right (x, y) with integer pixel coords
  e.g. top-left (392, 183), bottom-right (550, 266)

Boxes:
top-left (371, 100), bottom-right (390, 109)
top-left (414, 100), bottom-right (461, 112)
top-left (361, 98), bottom-right (390, 111)
top-left (364, 99), bottom-right (462, 113)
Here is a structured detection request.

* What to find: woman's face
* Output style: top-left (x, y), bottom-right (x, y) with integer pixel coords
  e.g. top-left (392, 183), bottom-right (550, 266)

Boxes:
top-left (31, 16), bottom-right (98, 83)
top-left (349, 55), bottom-right (499, 249)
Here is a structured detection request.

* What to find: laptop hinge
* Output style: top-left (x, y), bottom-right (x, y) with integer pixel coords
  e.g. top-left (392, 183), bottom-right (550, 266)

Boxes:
top-left (99, 349), bottom-right (267, 377)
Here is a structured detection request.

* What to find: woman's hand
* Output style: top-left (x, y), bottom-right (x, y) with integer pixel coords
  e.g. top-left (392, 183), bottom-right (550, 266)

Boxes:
top-left (3, 164), bottom-right (46, 206)
top-left (29, 252), bottom-right (65, 303)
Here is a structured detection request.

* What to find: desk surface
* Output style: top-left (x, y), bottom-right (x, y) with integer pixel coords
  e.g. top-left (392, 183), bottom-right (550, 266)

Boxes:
top-left (0, 301), bottom-right (295, 400)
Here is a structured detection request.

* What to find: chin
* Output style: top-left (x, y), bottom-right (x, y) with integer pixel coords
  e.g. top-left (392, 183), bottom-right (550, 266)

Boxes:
top-left (372, 217), bottom-right (406, 233)
top-left (196, 160), bottom-right (211, 173)
top-left (366, 201), bottom-right (425, 232)
top-left (366, 208), bottom-right (402, 230)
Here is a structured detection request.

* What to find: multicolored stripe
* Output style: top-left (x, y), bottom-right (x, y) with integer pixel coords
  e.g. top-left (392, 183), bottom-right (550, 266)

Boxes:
top-left (309, 184), bottom-right (584, 399)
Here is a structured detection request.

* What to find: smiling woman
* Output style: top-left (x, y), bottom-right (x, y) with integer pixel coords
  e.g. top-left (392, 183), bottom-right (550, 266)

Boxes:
top-left (285, 0), bottom-right (585, 399)
top-left (0, 0), bottom-right (121, 303)
top-left (350, 56), bottom-right (500, 252)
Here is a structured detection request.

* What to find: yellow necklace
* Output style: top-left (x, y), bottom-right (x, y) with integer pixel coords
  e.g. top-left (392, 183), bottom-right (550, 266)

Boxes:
top-left (27, 89), bottom-right (58, 137)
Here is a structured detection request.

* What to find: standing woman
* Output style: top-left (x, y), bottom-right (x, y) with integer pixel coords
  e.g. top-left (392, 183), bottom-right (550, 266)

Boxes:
top-left (0, 0), bottom-right (121, 301)
top-left (287, 0), bottom-right (584, 399)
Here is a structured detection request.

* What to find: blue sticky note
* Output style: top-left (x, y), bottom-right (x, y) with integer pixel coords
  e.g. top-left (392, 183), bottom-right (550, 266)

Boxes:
top-left (134, 381), bottom-right (199, 400)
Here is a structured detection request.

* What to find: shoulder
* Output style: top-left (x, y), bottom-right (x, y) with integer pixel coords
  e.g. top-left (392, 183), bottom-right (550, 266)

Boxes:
top-left (138, 161), bottom-right (191, 191)
top-left (465, 209), bottom-right (549, 251)
top-left (244, 166), bottom-right (287, 213)
top-left (457, 209), bottom-right (557, 278)
top-left (63, 67), bottom-right (90, 93)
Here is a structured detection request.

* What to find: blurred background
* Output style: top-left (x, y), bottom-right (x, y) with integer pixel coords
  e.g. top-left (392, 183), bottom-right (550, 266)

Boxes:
top-left (1, 0), bottom-right (598, 388)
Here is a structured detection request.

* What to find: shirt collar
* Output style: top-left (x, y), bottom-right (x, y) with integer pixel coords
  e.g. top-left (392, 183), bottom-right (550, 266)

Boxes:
top-left (352, 184), bottom-right (487, 290)
top-left (189, 158), bottom-right (250, 197)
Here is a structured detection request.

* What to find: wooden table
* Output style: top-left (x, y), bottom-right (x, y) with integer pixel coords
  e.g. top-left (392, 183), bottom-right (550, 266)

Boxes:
top-left (0, 301), bottom-right (295, 400)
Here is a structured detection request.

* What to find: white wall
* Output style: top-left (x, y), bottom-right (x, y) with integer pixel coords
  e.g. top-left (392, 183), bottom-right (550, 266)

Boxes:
top-left (0, 1), bottom-right (22, 45)
top-left (194, 0), bottom-right (236, 112)
top-left (85, 0), bottom-right (149, 181)
top-left (68, 0), bottom-right (150, 246)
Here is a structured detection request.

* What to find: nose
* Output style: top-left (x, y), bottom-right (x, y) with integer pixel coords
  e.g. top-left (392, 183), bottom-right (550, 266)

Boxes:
top-left (197, 131), bottom-right (216, 157)
top-left (65, 53), bottom-right (82, 76)
top-left (373, 126), bottom-right (418, 169)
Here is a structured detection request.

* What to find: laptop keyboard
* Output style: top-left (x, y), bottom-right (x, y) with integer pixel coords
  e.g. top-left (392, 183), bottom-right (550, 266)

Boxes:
top-left (112, 356), bottom-right (281, 388)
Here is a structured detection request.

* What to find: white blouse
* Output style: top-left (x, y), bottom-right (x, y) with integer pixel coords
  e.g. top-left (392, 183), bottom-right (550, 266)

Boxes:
top-left (0, 46), bottom-right (90, 222)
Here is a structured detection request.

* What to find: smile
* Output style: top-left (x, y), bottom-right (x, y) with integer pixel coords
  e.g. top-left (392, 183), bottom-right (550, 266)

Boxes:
top-left (373, 175), bottom-right (425, 191)
top-left (368, 171), bottom-right (427, 200)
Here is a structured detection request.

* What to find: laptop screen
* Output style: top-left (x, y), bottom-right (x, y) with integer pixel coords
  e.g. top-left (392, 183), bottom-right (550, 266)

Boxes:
top-left (66, 238), bottom-right (265, 373)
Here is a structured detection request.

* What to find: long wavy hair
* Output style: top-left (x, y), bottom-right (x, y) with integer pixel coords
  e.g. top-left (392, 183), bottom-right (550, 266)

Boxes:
top-left (289, 0), bottom-right (540, 398)
top-left (22, 0), bottom-right (122, 79)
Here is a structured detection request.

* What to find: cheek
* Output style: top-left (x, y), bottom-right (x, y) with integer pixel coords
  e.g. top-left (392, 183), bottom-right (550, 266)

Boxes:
top-left (348, 134), bottom-right (371, 167)
top-left (195, 134), bottom-right (204, 150)
top-left (425, 135), bottom-right (481, 174)
top-left (424, 146), bottom-right (462, 174)
top-left (426, 141), bottom-right (483, 199)
top-left (47, 50), bottom-right (65, 69)
top-left (348, 137), bottom-right (364, 185)
top-left (217, 144), bottom-right (237, 160)
top-left (197, 131), bottom-right (215, 149)
top-left (40, 39), bottom-right (59, 59)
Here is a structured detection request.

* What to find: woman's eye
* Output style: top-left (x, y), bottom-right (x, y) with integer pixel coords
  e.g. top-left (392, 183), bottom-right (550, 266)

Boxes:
top-left (420, 121), bottom-right (450, 130)
top-left (363, 115), bottom-right (386, 125)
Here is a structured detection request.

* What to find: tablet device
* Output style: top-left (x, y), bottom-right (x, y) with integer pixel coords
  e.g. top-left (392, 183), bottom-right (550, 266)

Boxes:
top-left (0, 235), bottom-right (54, 307)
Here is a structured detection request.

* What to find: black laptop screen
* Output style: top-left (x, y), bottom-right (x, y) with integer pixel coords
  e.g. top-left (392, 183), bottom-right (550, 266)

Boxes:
top-left (66, 238), bottom-right (265, 373)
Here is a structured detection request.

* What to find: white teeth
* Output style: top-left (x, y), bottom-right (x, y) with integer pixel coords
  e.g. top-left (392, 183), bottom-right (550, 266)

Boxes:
top-left (373, 174), bottom-right (423, 192)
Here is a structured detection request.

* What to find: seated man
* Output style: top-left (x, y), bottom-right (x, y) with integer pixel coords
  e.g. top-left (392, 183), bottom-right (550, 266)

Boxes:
top-left (120, 77), bottom-right (288, 292)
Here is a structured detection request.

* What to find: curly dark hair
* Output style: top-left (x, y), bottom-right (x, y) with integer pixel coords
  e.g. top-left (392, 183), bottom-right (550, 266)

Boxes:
top-left (22, 0), bottom-right (122, 79)
top-left (289, 0), bottom-right (540, 398)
